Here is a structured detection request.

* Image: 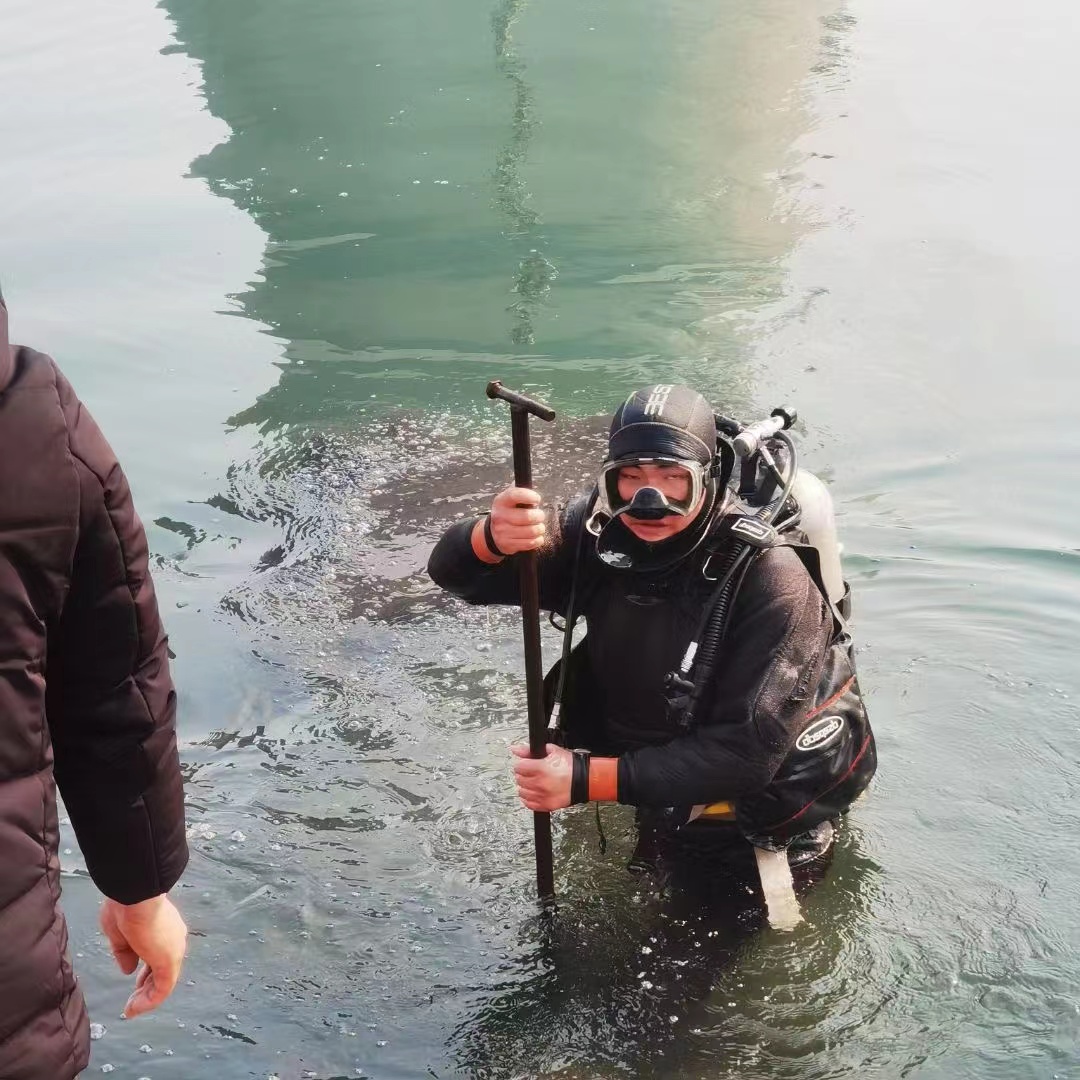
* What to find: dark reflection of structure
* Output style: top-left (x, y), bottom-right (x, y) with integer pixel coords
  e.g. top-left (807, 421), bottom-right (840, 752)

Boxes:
top-left (811, 9), bottom-right (858, 85)
top-left (492, 0), bottom-right (557, 346)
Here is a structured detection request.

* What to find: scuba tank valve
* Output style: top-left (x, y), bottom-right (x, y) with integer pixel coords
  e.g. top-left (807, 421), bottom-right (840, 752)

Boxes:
top-left (732, 406), bottom-right (797, 458)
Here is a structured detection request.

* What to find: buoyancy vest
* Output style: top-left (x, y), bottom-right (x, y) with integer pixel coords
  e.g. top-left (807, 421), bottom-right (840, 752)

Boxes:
top-left (733, 540), bottom-right (876, 842)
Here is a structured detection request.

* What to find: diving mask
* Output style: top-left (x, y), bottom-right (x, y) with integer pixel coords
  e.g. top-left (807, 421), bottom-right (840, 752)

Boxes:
top-left (598, 456), bottom-right (709, 521)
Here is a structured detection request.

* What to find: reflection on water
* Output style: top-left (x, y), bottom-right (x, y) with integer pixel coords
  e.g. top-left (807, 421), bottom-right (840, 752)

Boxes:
top-left (492, 0), bottom-right (557, 346)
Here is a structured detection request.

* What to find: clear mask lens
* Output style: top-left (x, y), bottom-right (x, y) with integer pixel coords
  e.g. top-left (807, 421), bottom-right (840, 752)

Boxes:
top-left (600, 457), bottom-right (706, 519)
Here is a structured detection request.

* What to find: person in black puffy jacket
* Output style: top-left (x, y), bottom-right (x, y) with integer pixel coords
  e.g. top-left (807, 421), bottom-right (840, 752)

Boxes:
top-left (0, 290), bottom-right (188, 1080)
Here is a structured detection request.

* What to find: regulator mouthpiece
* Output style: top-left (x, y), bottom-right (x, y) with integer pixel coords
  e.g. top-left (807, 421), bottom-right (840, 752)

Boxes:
top-left (624, 486), bottom-right (681, 521)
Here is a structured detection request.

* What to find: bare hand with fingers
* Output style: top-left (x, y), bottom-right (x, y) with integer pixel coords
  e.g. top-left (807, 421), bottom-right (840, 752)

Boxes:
top-left (99, 894), bottom-right (187, 1019)
top-left (472, 485), bottom-right (547, 561)
top-left (511, 742), bottom-right (573, 811)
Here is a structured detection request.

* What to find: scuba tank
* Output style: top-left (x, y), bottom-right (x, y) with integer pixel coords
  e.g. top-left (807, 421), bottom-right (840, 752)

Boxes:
top-left (788, 470), bottom-right (844, 607)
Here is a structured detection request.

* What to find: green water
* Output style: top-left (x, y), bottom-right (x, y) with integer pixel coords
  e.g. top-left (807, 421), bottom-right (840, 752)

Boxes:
top-left (2, 0), bottom-right (1079, 1076)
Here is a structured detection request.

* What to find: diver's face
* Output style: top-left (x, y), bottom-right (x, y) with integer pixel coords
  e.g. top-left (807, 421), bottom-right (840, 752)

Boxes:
top-left (616, 463), bottom-right (705, 543)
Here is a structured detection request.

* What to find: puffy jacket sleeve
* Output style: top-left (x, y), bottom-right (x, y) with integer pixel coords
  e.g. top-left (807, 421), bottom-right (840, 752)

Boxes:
top-left (426, 496), bottom-right (589, 617)
top-left (617, 545), bottom-right (831, 807)
top-left (45, 367), bottom-right (188, 904)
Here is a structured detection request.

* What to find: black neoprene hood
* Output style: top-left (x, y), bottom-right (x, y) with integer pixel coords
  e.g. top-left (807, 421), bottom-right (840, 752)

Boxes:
top-left (607, 385), bottom-right (718, 465)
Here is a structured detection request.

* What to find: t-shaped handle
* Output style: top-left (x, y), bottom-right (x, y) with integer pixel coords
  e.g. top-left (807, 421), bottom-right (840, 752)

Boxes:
top-left (486, 380), bottom-right (556, 422)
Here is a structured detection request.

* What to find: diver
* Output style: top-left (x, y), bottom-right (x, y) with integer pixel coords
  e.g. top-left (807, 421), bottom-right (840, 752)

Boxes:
top-left (427, 385), bottom-right (876, 920)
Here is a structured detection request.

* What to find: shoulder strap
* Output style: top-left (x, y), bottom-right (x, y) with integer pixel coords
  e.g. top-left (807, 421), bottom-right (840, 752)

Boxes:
top-left (721, 491), bottom-right (852, 640)
top-left (549, 490), bottom-right (598, 727)
top-left (674, 526), bottom-right (765, 729)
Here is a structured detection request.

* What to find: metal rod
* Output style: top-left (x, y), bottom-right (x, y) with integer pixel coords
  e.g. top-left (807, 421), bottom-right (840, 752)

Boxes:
top-left (507, 404), bottom-right (556, 900)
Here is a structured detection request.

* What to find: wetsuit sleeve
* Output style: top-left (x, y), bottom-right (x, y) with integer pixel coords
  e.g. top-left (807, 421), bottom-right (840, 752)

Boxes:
top-left (426, 497), bottom-right (586, 615)
top-left (617, 546), bottom-right (830, 807)
top-left (45, 369), bottom-right (189, 905)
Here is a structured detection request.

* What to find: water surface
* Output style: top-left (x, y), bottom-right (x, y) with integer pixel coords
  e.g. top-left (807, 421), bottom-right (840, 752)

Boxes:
top-left (1, 0), bottom-right (1078, 1076)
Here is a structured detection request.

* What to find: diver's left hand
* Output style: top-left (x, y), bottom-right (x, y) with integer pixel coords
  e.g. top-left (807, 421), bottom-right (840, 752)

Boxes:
top-left (511, 743), bottom-right (572, 811)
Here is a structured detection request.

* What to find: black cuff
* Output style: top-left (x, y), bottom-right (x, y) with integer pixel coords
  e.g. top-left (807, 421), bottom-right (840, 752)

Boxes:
top-left (482, 514), bottom-right (507, 558)
top-left (570, 749), bottom-right (591, 805)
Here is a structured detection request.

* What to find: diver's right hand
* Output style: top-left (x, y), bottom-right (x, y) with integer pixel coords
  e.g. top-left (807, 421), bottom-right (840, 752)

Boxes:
top-left (472, 486), bottom-right (547, 562)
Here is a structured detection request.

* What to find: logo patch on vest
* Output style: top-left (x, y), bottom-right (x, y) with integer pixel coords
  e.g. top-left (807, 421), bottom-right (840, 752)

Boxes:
top-left (729, 516), bottom-right (778, 547)
top-left (796, 714), bottom-right (844, 752)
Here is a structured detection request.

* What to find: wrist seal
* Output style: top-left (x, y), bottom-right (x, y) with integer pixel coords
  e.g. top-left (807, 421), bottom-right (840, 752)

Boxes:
top-left (482, 514), bottom-right (507, 558)
top-left (570, 749), bottom-right (591, 805)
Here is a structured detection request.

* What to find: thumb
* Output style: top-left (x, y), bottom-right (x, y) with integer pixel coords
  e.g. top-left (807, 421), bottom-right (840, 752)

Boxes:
top-left (123, 966), bottom-right (163, 1019)
top-left (124, 952), bottom-right (181, 1019)
top-left (510, 743), bottom-right (556, 758)
top-left (124, 928), bottom-right (183, 1019)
